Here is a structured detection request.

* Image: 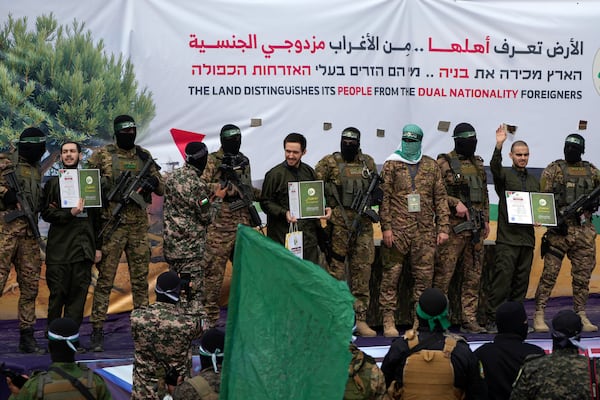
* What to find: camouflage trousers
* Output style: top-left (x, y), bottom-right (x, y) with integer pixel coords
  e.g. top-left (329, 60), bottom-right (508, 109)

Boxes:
top-left (535, 223), bottom-right (597, 312)
top-left (168, 258), bottom-right (206, 320)
top-left (203, 207), bottom-right (250, 327)
top-left (433, 230), bottom-right (483, 323)
top-left (0, 231), bottom-right (41, 329)
top-left (379, 228), bottom-right (437, 316)
top-left (328, 222), bottom-right (374, 319)
top-left (90, 222), bottom-right (150, 328)
top-left (46, 260), bottom-right (92, 329)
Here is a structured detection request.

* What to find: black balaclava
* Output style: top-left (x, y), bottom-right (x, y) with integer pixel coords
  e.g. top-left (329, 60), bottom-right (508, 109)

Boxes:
top-left (496, 301), bottom-right (528, 340)
top-left (18, 127), bottom-right (46, 165)
top-left (47, 317), bottom-right (79, 363)
top-left (199, 327), bottom-right (225, 373)
top-left (551, 309), bottom-right (582, 350)
top-left (114, 114), bottom-right (137, 150)
top-left (564, 134), bottom-right (585, 163)
top-left (416, 288), bottom-right (451, 332)
top-left (340, 127), bottom-right (361, 162)
top-left (185, 142), bottom-right (208, 172)
top-left (220, 124), bottom-right (242, 155)
top-left (453, 122), bottom-right (478, 158)
top-left (155, 270), bottom-right (181, 304)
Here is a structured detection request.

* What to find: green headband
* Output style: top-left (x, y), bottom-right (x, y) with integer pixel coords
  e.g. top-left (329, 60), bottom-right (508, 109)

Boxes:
top-left (341, 130), bottom-right (360, 140)
top-left (416, 303), bottom-right (451, 331)
top-left (566, 136), bottom-right (584, 146)
top-left (221, 128), bottom-right (241, 138)
top-left (19, 136), bottom-right (46, 144)
top-left (114, 121), bottom-right (136, 132)
top-left (453, 130), bottom-right (476, 139)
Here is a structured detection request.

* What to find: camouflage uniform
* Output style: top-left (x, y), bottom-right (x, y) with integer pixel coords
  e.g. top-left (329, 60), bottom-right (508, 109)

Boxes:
top-left (434, 151), bottom-right (489, 326)
top-left (130, 301), bottom-right (202, 400)
top-left (314, 151), bottom-right (377, 322)
top-left (8, 361), bottom-right (112, 400)
top-left (345, 343), bottom-right (386, 400)
top-left (379, 156), bottom-right (450, 318)
top-left (172, 371), bottom-right (220, 399)
top-left (163, 163), bottom-right (222, 316)
top-left (510, 348), bottom-right (593, 400)
top-left (534, 160), bottom-right (600, 314)
top-left (88, 144), bottom-right (164, 329)
top-left (0, 152), bottom-right (42, 330)
top-left (200, 148), bottom-right (255, 327)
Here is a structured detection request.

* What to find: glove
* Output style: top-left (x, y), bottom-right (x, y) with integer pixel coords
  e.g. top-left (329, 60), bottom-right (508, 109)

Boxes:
top-left (3, 189), bottom-right (18, 207)
top-left (141, 176), bottom-right (159, 193)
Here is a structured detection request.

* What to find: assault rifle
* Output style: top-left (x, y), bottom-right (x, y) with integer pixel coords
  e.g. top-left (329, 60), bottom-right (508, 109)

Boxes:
top-left (218, 153), bottom-right (262, 228)
top-left (98, 158), bottom-right (155, 240)
top-left (0, 362), bottom-right (28, 389)
top-left (452, 188), bottom-right (484, 245)
top-left (3, 170), bottom-right (44, 248)
top-left (556, 184), bottom-right (600, 235)
top-left (348, 171), bottom-right (381, 244)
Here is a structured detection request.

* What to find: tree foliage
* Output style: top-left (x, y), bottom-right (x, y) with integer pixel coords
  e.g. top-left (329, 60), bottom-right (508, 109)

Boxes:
top-left (0, 13), bottom-right (155, 153)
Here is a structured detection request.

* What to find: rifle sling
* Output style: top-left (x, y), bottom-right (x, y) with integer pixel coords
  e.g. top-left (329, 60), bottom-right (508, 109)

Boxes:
top-left (48, 366), bottom-right (95, 400)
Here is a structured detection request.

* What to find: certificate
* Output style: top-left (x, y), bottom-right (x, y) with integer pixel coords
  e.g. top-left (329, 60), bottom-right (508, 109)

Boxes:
top-left (505, 191), bottom-right (556, 226)
top-left (288, 180), bottom-right (325, 219)
top-left (59, 169), bottom-right (102, 208)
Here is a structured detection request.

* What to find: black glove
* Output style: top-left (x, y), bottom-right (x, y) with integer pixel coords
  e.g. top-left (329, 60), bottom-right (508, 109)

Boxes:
top-left (3, 189), bottom-right (18, 207)
top-left (141, 176), bottom-right (159, 193)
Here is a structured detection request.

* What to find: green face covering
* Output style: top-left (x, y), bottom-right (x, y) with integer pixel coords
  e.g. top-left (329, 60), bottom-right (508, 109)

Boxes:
top-left (396, 140), bottom-right (422, 161)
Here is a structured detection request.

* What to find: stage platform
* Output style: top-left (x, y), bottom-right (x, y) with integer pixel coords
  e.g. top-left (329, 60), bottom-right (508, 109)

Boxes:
top-left (3, 295), bottom-right (600, 400)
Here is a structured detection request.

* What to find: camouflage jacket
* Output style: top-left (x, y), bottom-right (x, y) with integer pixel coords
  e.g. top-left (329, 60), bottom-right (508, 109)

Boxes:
top-left (163, 163), bottom-right (221, 260)
top-left (510, 347), bottom-right (593, 400)
top-left (130, 301), bottom-right (202, 399)
top-left (345, 343), bottom-right (386, 400)
top-left (87, 144), bottom-right (164, 224)
top-left (379, 156), bottom-right (450, 235)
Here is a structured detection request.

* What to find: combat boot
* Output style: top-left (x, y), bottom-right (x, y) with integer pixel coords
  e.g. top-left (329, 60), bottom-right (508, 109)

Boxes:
top-left (533, 310), bottom-right (549, 332)
top-left (19, 327), bottom-right (44, 354)
top-left (578, 311), bottom-right (598, 332)
top-left (90, 328), bottom-right (104, 352)
top-left (460, 320), bottom-right (487, 334)
top-left (355, 320), bottom-right (377, 337)
top-left (383, 313), bottom-right (399, 338)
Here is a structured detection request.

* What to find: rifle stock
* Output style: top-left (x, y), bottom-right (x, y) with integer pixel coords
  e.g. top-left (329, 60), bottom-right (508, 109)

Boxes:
top-left (556, 184), bottom-right (600, 233)
top-left (3, 171), bottom-right (43, 247)
top-left (348, 172), bottom-right (381, 244)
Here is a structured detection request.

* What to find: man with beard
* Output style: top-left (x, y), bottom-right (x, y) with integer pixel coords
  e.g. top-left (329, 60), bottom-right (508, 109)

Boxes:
top-left (434, 122), bottom-right (490, 334)
top-left (378, 124), bottom-right (450, 337)
top-left (533, 133), bottom-right (600, 332)
top-left (315, 127), bottom-right (379, 337)
top-left (41, 142), bottom-right (102, 342)
top-left (201, 124), bottom-right (259, 328)
top-left (261, 132), bottom-right (330, 265)
top-left (0, 127), bottom-right (46, 353)
top-left (163, 142), bottom-right (226, 316)
top-left (88, 115), bottom-right (164, 352)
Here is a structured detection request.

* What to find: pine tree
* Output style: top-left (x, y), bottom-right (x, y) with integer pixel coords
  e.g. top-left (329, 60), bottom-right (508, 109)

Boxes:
top-left (0, 13), bottom-right (155, 158)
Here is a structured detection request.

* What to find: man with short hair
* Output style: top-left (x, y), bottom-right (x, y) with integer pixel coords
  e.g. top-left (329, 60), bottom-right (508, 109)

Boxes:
top-left (511, 310), bottom-right (594, 399)
top-left (315, 127), bottom-right (380, 337)
top-left (88, 114), bottom-right (164, 352)
top-left (131, 270), bottom-right (203, 400)
top-left (381, 288), bottom-right (486, 399)
top-left (486, 125), bottom-right (540, 333)
top-left (475, 301), bottom-right (544, 400)
top-left (261, 132), bottom-right (330, 265)
top-left (533, 133), bottom-right (600, 333)
top-left (0, 127), bottom-right (46, 353)
top-left (163, 142), bottom-right (226, 316)
top-left (7, 317), bottom-right (112, 399)
top-left (41, 141), bottom-right (102, 336)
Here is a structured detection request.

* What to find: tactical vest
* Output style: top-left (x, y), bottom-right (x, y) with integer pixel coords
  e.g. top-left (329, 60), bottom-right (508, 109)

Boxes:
top-left (188, 375), bottom-right (219, 400)
top-left (402, 330), bottom-right (465, 400)
top-left (214, 151), bottom-right (254, 202)
top-left (107, 144), bottom-right (151, 203)
top-left (333, 153), bottom-right (373, 208)
top-left (344, 345), bottom-right (377, 400)
top-left (555, 160), bottom-right (595, 207)
top-left (35, 367), bottom-right (96, 400)
top-left (0, 152), bottom-right (42, 213)
top-left (440, 153), bottom-right (484, 204)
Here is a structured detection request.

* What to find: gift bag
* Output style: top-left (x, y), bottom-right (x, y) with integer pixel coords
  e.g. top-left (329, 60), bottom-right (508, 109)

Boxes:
top-left (285, 222), bottom-right (303, 259)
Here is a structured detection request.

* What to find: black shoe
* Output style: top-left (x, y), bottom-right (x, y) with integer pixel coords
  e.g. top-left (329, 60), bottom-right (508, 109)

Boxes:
top-left (90, 328), bottom-right (104, 352)
top-left (19, 327), bottom-right (45, 354)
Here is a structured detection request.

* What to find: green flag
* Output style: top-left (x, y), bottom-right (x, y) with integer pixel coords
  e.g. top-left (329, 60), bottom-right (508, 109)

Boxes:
top-left (220, 225), bottom-right (355, 399)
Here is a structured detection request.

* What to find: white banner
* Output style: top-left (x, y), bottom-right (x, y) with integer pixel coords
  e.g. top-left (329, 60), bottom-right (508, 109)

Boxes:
top-left (3, 0), bottom-right (600, 180)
